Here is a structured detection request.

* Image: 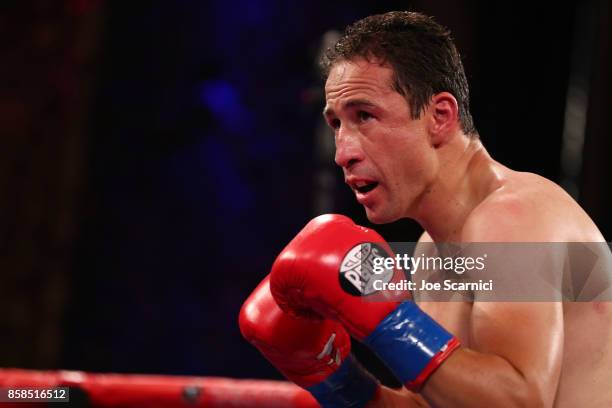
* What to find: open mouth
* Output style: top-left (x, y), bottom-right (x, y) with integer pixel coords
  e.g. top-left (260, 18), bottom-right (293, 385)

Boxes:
top-left (355, 182), bottom-right (379, 194)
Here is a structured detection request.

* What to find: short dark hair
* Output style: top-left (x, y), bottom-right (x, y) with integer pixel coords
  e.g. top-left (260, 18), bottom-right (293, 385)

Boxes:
top-left (321, 11), bottom-right (477, 136)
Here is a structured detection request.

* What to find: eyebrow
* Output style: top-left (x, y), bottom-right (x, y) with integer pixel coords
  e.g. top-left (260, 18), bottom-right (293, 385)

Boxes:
top-left (322, 99), bottom-right (378, 117)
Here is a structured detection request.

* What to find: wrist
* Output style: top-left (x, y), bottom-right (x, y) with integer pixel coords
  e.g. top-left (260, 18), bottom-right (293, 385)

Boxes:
top-left (306, 354), bottom-right (379, 408)
top-left (363, 302), bottom-right (460, 391)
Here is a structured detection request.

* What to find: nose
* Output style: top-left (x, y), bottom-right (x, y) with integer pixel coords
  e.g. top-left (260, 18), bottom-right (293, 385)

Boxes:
top-left (334, 126), bottom-right (364, 169)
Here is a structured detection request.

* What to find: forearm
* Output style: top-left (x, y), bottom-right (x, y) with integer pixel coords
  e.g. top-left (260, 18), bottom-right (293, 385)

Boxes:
top-left (366, 385), bottom-right (431, 408)
top-left (421, 349), bottom-right (550, 408)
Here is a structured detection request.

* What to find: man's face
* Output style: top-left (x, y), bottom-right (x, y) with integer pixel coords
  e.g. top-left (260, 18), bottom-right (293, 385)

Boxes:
top-left (324, 58), bottom-right (437, 224)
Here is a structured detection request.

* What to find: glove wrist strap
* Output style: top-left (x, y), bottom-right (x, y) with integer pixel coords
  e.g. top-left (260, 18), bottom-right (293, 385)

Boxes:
top-left (306, 354), bottom-right (378, 408)
top-left (363, 301), bottom-right (460, 391)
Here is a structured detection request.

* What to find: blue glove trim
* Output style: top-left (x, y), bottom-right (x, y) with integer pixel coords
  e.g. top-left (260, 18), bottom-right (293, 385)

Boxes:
top-left (363, 301), bottom-right (454, 385)
top-left (306, 354), bottom-right (378, 408)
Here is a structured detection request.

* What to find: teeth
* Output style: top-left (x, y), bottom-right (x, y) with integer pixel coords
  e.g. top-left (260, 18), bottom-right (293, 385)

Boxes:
top-left (355, 181), bottom-right (369, 187)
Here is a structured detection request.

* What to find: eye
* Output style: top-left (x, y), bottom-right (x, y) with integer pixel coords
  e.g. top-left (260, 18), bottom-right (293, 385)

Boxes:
top-left (357, 111), bottom-right (374, 122)
top-left (329, 118), bottom-right (341, 130)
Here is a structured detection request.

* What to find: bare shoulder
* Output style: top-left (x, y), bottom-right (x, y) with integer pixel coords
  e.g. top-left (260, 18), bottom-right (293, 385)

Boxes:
top-left (462, 171), bottom-right (604, 242)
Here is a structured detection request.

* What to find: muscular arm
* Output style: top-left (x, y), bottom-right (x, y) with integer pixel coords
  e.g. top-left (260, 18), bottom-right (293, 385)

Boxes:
top-left (367, 292), bottom-right (563, 407)
top-left (421, 301), bottom-right (563, 407)
top-left (390, 204), bottom-right (564, 407)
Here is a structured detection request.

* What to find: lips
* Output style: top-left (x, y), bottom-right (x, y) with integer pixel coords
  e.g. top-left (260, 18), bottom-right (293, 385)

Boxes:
top-left (347, 177), bottom-right (380, 205)
top-left (354, 181), bottom-right (379, 194)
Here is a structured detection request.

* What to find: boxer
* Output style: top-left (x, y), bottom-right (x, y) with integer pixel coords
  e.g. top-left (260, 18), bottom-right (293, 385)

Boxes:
top-left (242, 11), bottom-right (612, 407)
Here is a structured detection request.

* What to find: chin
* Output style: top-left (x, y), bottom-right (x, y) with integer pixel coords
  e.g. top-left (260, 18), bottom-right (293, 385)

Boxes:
top-left (364, 206), bottom-right (400, 225)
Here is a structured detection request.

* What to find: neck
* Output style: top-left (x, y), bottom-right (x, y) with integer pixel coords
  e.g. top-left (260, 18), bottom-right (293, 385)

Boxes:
top-left (410, 135), bottom-right (501, 242)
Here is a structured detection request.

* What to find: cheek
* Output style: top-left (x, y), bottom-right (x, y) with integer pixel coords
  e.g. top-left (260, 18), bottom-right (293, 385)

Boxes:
top-left (366, 127), bottom-right (433, 182)
top-left (393, 138), bottom-right (431, 173)
top-left (388, 145), bottom-right (436, 195)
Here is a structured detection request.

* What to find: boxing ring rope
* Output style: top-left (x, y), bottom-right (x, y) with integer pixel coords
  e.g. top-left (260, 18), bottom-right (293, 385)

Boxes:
top-left (0, 369), bottom-right (318, 407)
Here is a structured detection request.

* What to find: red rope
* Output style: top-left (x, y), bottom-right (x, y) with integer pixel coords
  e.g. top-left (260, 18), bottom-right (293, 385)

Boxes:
top-left (0, 368), bottom-right (318, 407)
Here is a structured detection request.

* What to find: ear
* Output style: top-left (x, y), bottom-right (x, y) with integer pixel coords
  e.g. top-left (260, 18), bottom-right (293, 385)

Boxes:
top-left (427, 92), bottom-right (460, 148)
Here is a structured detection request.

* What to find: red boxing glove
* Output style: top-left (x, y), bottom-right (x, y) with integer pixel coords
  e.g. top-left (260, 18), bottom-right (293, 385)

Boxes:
top-left (239, 274), bottom-right (379, 407)
top-left (269, 215), bottom-right (460, 391)
top-left (269, 214), bottom-right (404, 339)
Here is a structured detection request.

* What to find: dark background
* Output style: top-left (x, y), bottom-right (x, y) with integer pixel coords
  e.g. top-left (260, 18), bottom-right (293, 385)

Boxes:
top-left (0, 0), bottom-right (610, 383)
